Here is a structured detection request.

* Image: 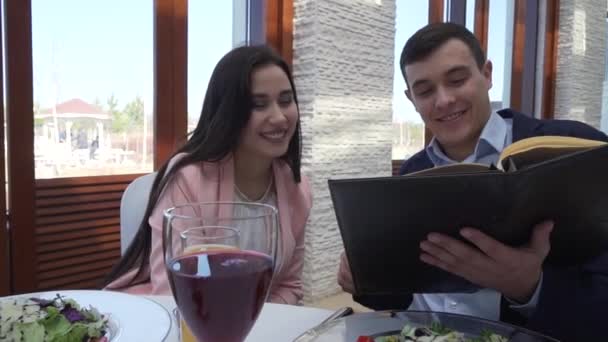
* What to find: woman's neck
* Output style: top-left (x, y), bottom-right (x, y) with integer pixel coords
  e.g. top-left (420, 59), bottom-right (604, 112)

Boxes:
top-left (233, 151), bottom-right (273, 201)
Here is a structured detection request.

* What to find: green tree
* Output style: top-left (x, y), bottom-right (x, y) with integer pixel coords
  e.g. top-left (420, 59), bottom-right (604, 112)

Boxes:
top-left (98, 95), bottom-right (146, 151)
top-left (107, 94), bottom-right (128, 134)
top-left (119, 96), bottom-right (145, 151)
top-left (123, 96), bottom-right (144, 128)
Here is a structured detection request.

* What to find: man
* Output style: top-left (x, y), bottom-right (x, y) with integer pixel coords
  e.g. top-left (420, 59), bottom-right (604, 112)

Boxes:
top-left (338, 22), bottom-right (608, 341)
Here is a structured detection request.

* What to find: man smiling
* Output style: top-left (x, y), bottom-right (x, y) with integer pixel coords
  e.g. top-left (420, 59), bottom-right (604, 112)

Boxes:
top-left (338, 23), bottom-right (608, 341)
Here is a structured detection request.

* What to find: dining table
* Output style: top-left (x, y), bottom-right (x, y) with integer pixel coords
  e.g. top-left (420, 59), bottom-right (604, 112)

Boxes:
top-left (143, 295), bottom-right (334, 341)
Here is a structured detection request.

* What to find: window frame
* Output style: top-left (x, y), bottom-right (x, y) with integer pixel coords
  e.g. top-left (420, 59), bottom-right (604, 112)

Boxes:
top-left (392, 0), bottom-right (560, 166)
top-left (3, 0), bottom-right (281, 294)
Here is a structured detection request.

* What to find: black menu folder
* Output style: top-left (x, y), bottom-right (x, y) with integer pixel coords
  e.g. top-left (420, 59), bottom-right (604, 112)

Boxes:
top-left (328, 136), bottom-right (608, 297)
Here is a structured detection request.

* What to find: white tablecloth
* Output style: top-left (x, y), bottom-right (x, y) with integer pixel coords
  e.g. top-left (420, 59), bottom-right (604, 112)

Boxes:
top-left (144, 295), bottom-right (333, 341)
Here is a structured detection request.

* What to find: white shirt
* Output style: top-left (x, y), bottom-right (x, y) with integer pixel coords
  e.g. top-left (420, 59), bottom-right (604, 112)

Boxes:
top-left (233, 179), bottom-right (282, 269)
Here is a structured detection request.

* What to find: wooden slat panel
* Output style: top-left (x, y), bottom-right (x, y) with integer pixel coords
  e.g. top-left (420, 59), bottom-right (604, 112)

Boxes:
top-left (6, 0), bottom-right (37, 294)
top-left (37, 201), bottom-right (120, 217)
top-left (38, 267), bottom-right (112, 289)
top-left (36, 184), bottom-right (127, 197)
top-left (40, 278), bottom-right (105, 291)
top-left (37, 218), bottom-right (120, 235)
top-left (35, 173), bottom-right (143, 188)
top-left (36, 192), bottom-right (123, 207)
top-left (34, 175), bottom-right (129, 291)
top-left (38, 240), bottom-right (121, 263)
top-left (37, 225), bottom-right (118, 244)
top-left (36, 209), bottom-right (120, 226)
top-left (37, 233), bottom-right (120, 253)
top-left (39, 249), bottom-right (121, 272)
top-left (39, 259), bottom-right (117, 282)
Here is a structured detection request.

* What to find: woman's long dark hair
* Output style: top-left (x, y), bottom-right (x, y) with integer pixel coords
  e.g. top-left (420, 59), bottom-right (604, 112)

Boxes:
top-left (103, 45), bottom-right (302, 288)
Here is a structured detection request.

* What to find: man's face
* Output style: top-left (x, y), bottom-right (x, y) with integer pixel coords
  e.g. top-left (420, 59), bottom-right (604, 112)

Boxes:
top-left (404, 39), bottom-right (493, 155)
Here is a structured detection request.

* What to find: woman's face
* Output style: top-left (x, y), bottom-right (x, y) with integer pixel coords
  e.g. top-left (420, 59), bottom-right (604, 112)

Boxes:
top-left (235, 64), bottom-right (298, 163)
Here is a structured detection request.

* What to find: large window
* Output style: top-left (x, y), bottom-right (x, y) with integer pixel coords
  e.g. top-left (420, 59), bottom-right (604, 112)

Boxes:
top-left (3, 0), bottom-right (267, 294)
top-left (392, 1), bottom-right (429, 160)
top-left (188, 1), bottom-right (246, 129)
top-left (486, 0), bottom-right (515, 111)
top-left (32, 0), bottom-right (153, 179)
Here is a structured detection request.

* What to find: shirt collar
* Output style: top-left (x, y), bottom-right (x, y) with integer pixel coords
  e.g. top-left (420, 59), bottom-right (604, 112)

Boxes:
top-left (426, 111), bottom-right (509, 165)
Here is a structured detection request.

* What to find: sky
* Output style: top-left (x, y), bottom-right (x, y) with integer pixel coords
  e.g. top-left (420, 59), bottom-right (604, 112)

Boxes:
top-left (32, 0), bottom-right (233, 124)
top-left (32, 0), bottom-right (507, 125)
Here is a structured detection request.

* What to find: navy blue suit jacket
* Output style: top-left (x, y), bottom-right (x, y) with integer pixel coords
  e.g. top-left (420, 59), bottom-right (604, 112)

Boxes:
top-left (355, 109), bottom-right (608, 341)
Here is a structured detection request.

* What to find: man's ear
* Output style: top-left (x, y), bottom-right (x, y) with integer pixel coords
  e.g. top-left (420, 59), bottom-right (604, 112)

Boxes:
top-left (482, 60), bottom-right (493, 89)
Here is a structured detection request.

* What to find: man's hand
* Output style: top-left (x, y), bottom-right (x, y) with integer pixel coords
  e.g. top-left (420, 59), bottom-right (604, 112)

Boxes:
top-left (419, 220), bottom-right (554, 303)
top-left (338, 251), bottom-right (355, 293)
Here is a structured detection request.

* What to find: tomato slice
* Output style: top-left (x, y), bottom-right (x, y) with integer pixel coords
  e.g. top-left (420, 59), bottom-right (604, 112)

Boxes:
top-left (356, 336), bottom-right (374, 342)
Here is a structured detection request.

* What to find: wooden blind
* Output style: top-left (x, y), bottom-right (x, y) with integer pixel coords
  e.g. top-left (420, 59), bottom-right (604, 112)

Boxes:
top-left (33, 174), bottom-right (141, 290)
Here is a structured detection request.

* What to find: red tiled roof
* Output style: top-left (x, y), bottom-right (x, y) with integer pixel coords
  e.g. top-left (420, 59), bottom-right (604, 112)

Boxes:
top-left (39, 98), bottom-right (105, 115)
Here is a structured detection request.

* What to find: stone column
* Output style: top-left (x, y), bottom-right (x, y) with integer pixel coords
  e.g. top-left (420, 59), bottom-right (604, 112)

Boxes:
top-left (293, 0), bottom-right (396, 302)
top-left (554, 0), bottom-right (607, 128)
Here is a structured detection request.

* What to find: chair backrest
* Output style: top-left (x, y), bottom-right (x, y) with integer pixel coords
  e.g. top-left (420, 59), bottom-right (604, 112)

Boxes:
top-left (120, 172), bottom-right (157, 255)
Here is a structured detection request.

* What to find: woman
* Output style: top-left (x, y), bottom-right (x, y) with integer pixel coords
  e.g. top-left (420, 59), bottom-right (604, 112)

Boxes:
top-left (104, 45), bottom-right (312, 305)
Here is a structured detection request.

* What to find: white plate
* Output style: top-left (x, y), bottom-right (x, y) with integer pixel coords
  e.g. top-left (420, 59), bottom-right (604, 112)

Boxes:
top-left (2, 290), bottom-right (172, 341)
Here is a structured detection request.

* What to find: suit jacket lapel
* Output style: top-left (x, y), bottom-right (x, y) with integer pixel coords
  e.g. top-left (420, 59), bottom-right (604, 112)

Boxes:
top-left (272, 160), bottom-right (293, 274)
top-left (498, 109), bottom-right (544, 142)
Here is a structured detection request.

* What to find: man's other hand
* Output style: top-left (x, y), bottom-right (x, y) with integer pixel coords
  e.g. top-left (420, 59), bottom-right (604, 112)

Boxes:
top-left (338, 251), bottom-right (355, 294)
top-left (419, 220), bottom-right (554, 303)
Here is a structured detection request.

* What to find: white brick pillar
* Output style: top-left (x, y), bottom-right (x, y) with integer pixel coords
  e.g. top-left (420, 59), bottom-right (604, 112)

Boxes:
top-left (554, 0), bottom-right (607, 128)
top-left (293, 0), bottom-right (396, 302)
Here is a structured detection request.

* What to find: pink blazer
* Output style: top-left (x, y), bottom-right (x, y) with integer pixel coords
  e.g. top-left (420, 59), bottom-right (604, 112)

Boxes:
top-left (106, 154), bottom-right (312, 305)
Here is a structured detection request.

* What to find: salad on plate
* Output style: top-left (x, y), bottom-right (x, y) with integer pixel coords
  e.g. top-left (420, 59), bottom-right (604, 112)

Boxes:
top-left (357, 322), bottom-right (508, 342)
top-left (0, 293), bottom-right (110, 342)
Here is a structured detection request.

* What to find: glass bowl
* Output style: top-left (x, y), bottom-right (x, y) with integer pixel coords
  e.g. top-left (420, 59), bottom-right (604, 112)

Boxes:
top-left (295, 310), bottom-right (559, 342)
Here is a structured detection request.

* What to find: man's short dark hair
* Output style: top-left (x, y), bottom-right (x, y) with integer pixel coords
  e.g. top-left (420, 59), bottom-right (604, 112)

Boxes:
top-left (399, 22), bottom-right (486, 87)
